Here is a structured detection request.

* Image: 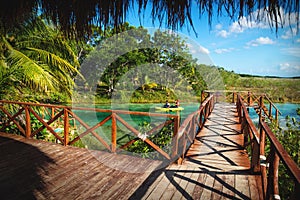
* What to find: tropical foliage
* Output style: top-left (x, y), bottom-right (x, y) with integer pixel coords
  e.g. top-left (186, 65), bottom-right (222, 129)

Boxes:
top-left (75, 23), bottom-right (227, 104)
top-left (125, 121), bottom-right (174, 159)
top-left (270, 114), bottom-right (300, 199)
top-left (0, 17), bottom-right (81, 103)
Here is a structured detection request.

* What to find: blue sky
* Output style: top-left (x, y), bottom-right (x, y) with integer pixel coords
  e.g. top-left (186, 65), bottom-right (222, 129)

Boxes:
top-left (126, 3), bottom-right (300, 77)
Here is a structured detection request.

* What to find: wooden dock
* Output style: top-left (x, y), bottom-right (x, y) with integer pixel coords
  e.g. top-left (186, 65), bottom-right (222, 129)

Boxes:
top-left (0, 103), bottom-right (263, 199)
top-left (131, 103), bottom-right (263, 200)
top-left (0, 132), bottom-right (162, 200)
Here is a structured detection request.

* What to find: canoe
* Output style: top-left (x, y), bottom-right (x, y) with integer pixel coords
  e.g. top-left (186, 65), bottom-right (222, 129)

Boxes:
top-left (155, 107), bottom-right (184, 112)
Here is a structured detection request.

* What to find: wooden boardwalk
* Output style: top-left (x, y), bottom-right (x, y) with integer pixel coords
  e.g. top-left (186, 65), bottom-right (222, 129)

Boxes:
top-left (131, 103), bottom-right (263, 200)
top-left (0, 132), bottom-right (162, 200)
top-left (0, 102), bottom-right (263, 199)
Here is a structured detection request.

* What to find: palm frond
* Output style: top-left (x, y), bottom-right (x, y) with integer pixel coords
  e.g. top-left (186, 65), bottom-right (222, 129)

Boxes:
top-left (4, 38), bottom-right (58, 93)
top-left (26, 47), bottom-right (83, 79)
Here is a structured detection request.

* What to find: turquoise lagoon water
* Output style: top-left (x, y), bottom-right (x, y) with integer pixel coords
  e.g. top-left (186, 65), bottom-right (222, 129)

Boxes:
top-left (73, 102), bottom-right (299, 128)
top-left (248, 103), bottom-right (300, 127)
top-left (71, 102), bottom-right (299, 150)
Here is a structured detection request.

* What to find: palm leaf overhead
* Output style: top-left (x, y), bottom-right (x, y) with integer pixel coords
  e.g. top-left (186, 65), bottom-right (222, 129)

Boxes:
top-left (1, 0), bottom-right (298, 38)
top-left (5, 43), bottom-right (57, 92)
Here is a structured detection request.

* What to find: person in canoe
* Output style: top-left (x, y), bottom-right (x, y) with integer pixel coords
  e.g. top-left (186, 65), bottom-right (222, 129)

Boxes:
top-left (171, 99), bottom-right (180, 108)
top-left (163, 100), bottom-right (170, 108)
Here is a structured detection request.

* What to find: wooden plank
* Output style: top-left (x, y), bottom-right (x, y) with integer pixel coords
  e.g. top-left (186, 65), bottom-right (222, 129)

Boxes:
top-left (71, 157), bottom-right (135, 199)
top-left (62, 156), bottom-right (114, 198)
top-left (143, 164), bottom-right (179, 199)
top-left (248, 175), bottom-right (262, 200)
top-left (102, 161), bottom-right (148, 199)
top-left (192, 172), bottom-right (207, 199)
top-left (220, 174), bottom-right (235, 200)
top-left (0, 101), bottom-right (265, 199)
top-left (211, 174), bottom-right (223, 199)
top-left (109, 161), bottom-right (161, 199)
top-left (172, 164), bottom-right (194, 200)
top-left (235, 174), bottom-right (250, 199)
top-left (180, 166), bottom-right (200, 200)
top-left (199, 172), bottom-right (214, 199)
top-left (140, 170), bottom-right (166, 200)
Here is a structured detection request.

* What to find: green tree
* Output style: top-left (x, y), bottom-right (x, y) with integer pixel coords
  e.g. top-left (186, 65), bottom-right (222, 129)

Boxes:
top-left (81, 24), bottom-right (208, 99)
top-left (0, 17), bottom-right (81, 102)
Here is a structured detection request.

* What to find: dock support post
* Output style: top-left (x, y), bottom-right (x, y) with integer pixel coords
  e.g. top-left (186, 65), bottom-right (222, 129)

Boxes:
top-left (25, 106), bottom-right (31, 138)
top-left (64, 108), bottom-right (69, 146)
top-left (111, 113), bottom-right (117, 153)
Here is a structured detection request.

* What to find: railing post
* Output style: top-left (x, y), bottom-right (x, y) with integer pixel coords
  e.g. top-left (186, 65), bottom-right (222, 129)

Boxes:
top-left (260, 120), bottom-right (267, 198)
top-left (111, 113), bottom-right (117, 153)
top-left (259, 95), bottom-right (264, 121)
top-left (232, 92), bottom-right (235, 103)
top-left (171, 131), bottom-right (179, 162)
top-left (266, 144), bottom-right (280, 200)
top-left (247, 91), bottom-right (252, 106)
top-left (209, 98), bottom-right (213, 114)
top-left (25, 106), bottom-right (31, 138)
top-left (242, 118), bottom-right (247, 147)
top-left (64, 108), bottom-right (69, 146)
top-left (201, 91), bottom-right (205, 103)
top-left (174, 115), bottom-right (179, 139)
top-left (237, 96), bottom-right (242, 123)
top-left (199, 109), bottom-right (203, 129)
top-left (51, 107), bottom-right (55, 118)
top-left (172, 115), bottom-right (181, 163)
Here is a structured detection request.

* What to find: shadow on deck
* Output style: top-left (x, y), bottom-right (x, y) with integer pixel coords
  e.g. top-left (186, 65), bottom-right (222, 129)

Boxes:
top-left (0, 103), bottom-right (263, 199)
top-left (130, 103), bottom-right (263, 200)
top-left (0, 132), bottom-right (162, 199)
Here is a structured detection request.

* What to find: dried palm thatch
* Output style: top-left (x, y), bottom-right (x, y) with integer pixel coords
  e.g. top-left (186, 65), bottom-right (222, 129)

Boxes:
top-left (0, 0), bottom-right (299, 38)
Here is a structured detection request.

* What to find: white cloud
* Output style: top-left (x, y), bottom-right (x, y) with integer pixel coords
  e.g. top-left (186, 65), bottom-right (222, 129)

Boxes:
top-left (279, 63), bottom-right (290, 70)
top-left (229, 21), bottom-right (245, 33)
top-left (216, 30), bottom-right (229, 38)
top-left (281, 47), bottom-right (300, 57)
top-left (198, 46), bottom-right (210, 54)
top-left (215, 24), bottom-right (222, 30)
top-left (215, 7), bottom-right (299, 38)
top-left (281, 28), bottom-right (298, 39)
top-left (250, 7), bottom-right (298, 28)
top-left (187, 43), bottom-right (210, 55)
top-left (215, 16), bottom-right (267, 38)
top-left (214, 48), bottom-right (234, 54)
top-left (279, 63), bottom-right (300, 72)
top-left (247, 37), bottom-right (275, 46)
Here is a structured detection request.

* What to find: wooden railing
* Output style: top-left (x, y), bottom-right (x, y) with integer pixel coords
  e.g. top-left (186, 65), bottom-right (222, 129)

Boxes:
top-left (202, 90), bottom-right (251, 104)
top-left (236, 92), bottom-right (282, 124)
top-left (0, 100), bottom-right (180, 160)
top-left (236, 94), bottom-right (300, 199)
top-left (174, 94), bottom-right (215, 164)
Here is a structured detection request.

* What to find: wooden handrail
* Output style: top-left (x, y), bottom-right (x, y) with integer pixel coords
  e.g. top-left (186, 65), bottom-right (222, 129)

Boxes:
top-left (236, 95), bottom-right (260, 172)
top-left (0, 100), bottom-right (179, 160)
top-left (0, 100), bottom-right (178, 118)
top-left (264, 95), bottom-right (282, 115)
top-left (173, 94), bottom-right (215, 164)
top-left (261, 121), bottom-right (300, 184)
top-left (237, 93), bottom-right (300, 199)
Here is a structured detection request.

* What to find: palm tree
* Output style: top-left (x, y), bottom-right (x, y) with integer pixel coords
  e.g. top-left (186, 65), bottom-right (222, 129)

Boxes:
top-left (0, 17), bottom-right (81, 102)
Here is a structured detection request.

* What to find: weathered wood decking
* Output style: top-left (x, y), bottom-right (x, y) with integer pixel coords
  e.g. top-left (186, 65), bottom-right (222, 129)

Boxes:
top-left (0, 132), bottom-right (162, 200)
top-left (0, 102), bottom-right (263, 199)
top-left (131, 103), bottom-right (263, 199)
